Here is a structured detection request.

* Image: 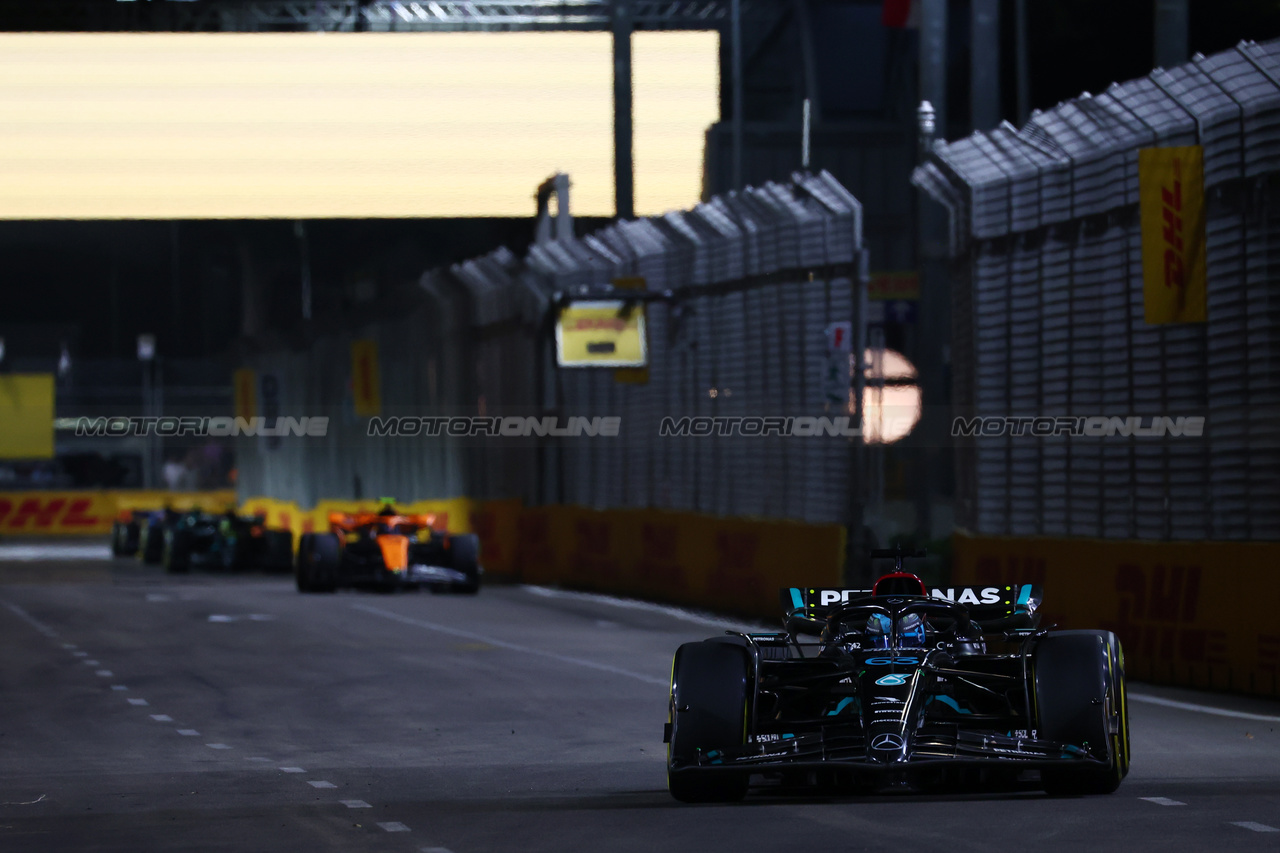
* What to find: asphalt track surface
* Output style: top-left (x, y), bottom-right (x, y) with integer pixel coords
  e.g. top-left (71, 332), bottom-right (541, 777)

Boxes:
top-left (2, 543), bottom-right (1280, 852)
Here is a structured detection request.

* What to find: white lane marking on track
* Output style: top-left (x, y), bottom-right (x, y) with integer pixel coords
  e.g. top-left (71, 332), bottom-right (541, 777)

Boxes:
top-left (0, 544), bottom-right (111, 561)
top-left (280, 767), bottom-right (305, 773)
top-left (95, 670), bottom-right (113, 677)
top-left (127, 698), bottom-right (149, 706)
top-left (523, 585), bottom-right (768, 631)
top-left (421, 848), bottom-right (456, 853)
top-left (150, 714), bottom-right (173, 722)
top-left (246, 757), bottom-right (272, 762)
top-left (340, 800), bottom-right (372, 809)
top-left (2, 602), bottom-right (60, 638)
top-left (308, 781), bottom-right (336, 789)
top-left (72, 651), bottom-right (88, 657)
top-left (377, 822), bottom-right (410, 833)
top-left (111, 685), bottom-right (128, 691)
top-left (350, 603), bottom-right (668, 686)
top-left (83, 660), bottom-right (100, 666)
top-left (1230, 822), bottom-right (1279, 833)
top-left (146, 594), bottom-right (171, 602)
top-left (1129, 692), bottom-right (1280, 723)
top-left (62, 643), bottom-right (77, 649)
top-left (206, 743), bottom-right (231, 750)
top-left (1140, 797), bottom-right (1186, 806)
top-left (177, 730), bottom-right (200, 736)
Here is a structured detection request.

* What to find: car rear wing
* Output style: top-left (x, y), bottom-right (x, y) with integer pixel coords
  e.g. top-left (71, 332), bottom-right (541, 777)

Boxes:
top-left (780, 584), bottom-right (1043, 635)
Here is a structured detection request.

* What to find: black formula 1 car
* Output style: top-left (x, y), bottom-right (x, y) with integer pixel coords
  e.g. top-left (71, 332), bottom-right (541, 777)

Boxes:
top-left (162, 510), bottom-right (294, 574)
top-left (294, 502), bottom-right (481, 594)
top-left (113, 508), bottom-right (293, 574)
top-left (664, 553), bottom-right (1129, 802)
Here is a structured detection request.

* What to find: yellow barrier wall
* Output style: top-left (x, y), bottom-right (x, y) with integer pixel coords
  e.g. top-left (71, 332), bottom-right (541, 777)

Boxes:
top-left (954, 532), bottom-right (1280, 697)
top-left (0, 490), bottom-right (237, 535)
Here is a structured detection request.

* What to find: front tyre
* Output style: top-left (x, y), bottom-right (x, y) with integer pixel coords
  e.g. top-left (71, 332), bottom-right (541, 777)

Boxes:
top-left (1035, 630), bottom-right (1129, 795)
top-left (667, 640), bottom-right (751, 803)
top-left (295, 532), bottom-right (339, 593)
top-left (448, 533), bottom-right (481, 594)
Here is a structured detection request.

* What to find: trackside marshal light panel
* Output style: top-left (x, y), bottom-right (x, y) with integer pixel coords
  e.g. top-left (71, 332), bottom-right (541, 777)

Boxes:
top-left (556, 301), bottom-right (648, 368)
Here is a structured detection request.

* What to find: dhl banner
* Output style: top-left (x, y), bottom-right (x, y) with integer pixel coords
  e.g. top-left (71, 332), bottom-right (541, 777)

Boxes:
top-left (0, 490), bottom-right (236, 535)
top-left (233, 368), bottom-right (257, 421)
top-left (1139, 145), bottom-right (1207, 324)
top-left (954, 532), bottom-right (1280, 697)
top-left (0, 373), bottom-right (55, 459)
top-left (350, 340), bottom-right (382, 417)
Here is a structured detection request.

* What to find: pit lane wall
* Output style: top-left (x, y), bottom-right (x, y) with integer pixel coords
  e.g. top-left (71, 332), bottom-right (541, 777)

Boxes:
top-left (954, 532), bottom-right (1280, 698)
top-left (238, 495), bottom-right (845, 619)
top-left (0, 490), bottom-right (238, 536)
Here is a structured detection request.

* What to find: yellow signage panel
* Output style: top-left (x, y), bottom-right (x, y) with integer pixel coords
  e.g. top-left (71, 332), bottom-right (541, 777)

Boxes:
top-left (0, 374), bottom-right (54, 459)
top-left (556, 301), bottom-right (648, 367)
top-left (351, 339), bottom-right (382, 417)
top-left (233, 368), bottom-right (257, 421)
top-left (1139, 145), bottom-right (1207, 324)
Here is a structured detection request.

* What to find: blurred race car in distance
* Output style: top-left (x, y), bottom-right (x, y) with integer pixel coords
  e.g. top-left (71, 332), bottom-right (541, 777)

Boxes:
top-left (664, 550), bottom-right (1129, 802)
top-left (294, 500), bottom-right (481, 594)
top-left (113, 507), bottom-right (293, 574)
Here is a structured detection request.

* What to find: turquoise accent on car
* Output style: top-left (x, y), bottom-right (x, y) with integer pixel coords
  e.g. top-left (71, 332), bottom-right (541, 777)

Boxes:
top-left (1017, 585), bottom-right (1032, 606)
top-left (826, 697), bottom-right (856, 716)
top-left (790, 588), bottom-right (804, 611)
top-left (782, 733), bottom-right (795, 739)
top-left (928, 695), bottom-right (972, 715)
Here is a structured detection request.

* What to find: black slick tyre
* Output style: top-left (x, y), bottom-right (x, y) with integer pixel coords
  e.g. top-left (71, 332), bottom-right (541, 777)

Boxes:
top-left (448, 533), bottom-right (481, 594)
top-left (1035, 630), bottom-right (1129, 795)
top-left (667, 640), bottom-right (751, 803)
top-left (295, 532), bottom-right (339, 593)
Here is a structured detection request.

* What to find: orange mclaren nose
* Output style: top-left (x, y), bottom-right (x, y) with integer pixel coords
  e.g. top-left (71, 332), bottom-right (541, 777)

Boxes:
top-left (376, 534), bottom-right (410, 572)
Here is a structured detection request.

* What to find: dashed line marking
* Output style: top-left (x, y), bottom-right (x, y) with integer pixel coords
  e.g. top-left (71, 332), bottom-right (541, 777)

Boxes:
top-left (280, 767), bottom-right (305, 774)
top-left (1140, 797), bottom-right (1186, 807)
top-left (246, 757), bottom-right (272, 762)
top-left (421, 848), bottom-right (456, 853)
top-left (62, 643), bottom-right (77, 650)
top-left (149, 714), bottom-right (174, 722)
top-left (83, 660), bottom-right (100, 666)
top-left (95, 670), bottom-right (113, 677)
top-left (72, 651), bottom-right (88, 658)
top-left (177, 730), bottom-right (200, 737)
top-left (340, 800), bottom-right (372, 809)
top-left (111, 685), bottom-right (128, 691)
top-left (377, 822), bottom-right (410, 833)
top-left (308, 781), bottom-right (337, 789)
top-left (206, 743), bottom-right (231, 750)
top-left (1230, 822), bottom-right (1279, 833)
top-left (127, 698), bottom-right (149, 706)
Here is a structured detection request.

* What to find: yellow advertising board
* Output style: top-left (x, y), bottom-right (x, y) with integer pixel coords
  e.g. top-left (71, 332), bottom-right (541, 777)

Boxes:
top-left (556, 301), bottom-right (648, 367)
top-left (1139, 146), bottom-right (1207, 324)
top-left (233, 369), bottom-right (257, 421)
top-left (350, 340), bottom-right (382, 417)
top-left (0, 373), bottom-right (54, 459)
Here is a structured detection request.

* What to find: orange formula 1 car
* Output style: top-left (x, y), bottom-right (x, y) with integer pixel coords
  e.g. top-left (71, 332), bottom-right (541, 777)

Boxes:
top-left (294, 501), bottom-right (481, 594)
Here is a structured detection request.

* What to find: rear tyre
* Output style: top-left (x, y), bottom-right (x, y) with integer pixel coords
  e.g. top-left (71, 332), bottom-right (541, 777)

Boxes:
top-left (1035, 630), bottom-right (1129, 795)
top-left (163, 529), bottom-right (192, 574)
top-left (667, 640), bottom-right (751, 803)
top-left (448, 533), bottom-right (481, 594)
top-left (295, 532), bottom-right (340, 593)
top-left (110, 522), bottom-right (132, 556)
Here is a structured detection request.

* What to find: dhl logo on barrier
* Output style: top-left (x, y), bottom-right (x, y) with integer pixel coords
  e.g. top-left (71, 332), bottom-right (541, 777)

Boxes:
top-left (956, 534), bottom-right (1280, 697)
top-left (0, 493), bottom-right (108, 532)
top-left (1139, 145), bottom-right (1207, 324)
